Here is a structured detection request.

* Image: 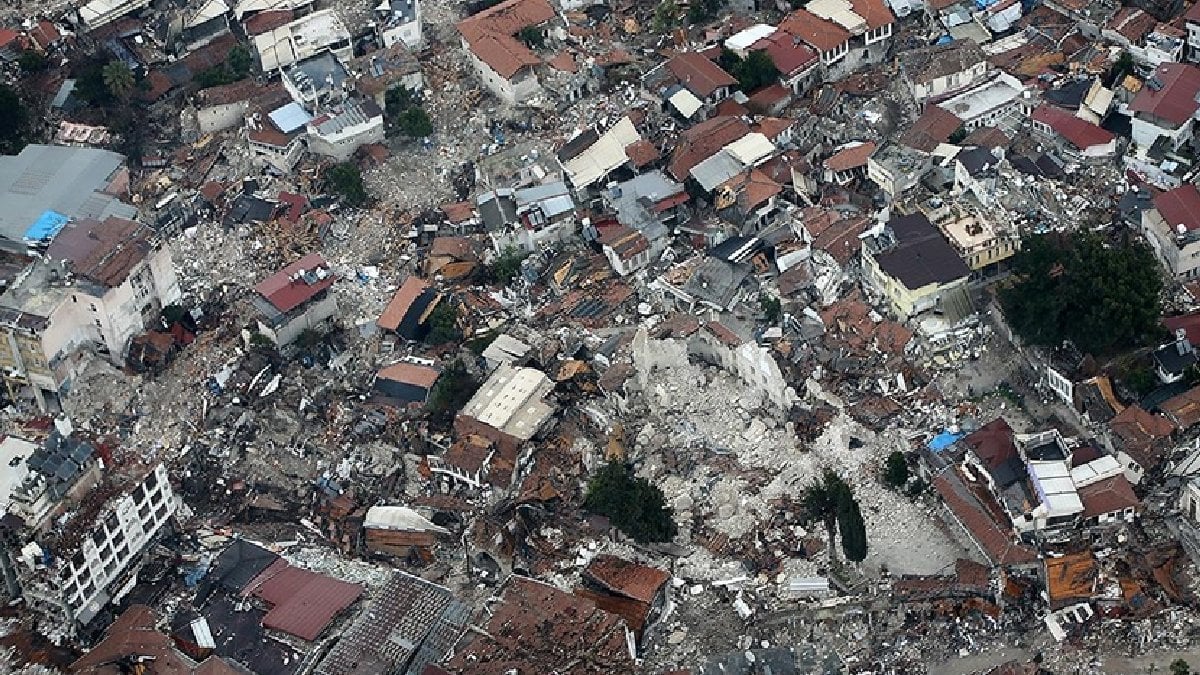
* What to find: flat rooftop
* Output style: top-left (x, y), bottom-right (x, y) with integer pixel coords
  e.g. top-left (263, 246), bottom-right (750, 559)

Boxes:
top-left (461, 364), bottom-right (555, 441)
top-left (937, 73), bottom-right (1024, 122)
top-left (0, 145), bottom-right (135, 249)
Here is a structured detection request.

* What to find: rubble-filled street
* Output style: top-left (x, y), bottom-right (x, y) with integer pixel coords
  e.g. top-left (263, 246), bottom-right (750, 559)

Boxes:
top-left (6, 0), bottom-right (1200, 673)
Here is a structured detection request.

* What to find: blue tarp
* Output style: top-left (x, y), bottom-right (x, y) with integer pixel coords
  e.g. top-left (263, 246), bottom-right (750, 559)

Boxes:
top-left (24, 210), bottom-right (68, 242)
top-left (935, 35), bottom-right (954, 45)
top-left (928, 429), bottom-right (965, 452)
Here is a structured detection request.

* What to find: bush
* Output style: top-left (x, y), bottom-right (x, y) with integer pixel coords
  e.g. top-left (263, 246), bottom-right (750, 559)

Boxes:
top-left (760, 294), bottom-right (781, 324)
top-left (1171, 659), bottom-right (1191, 675)
top-left (424, 301), bottom-right (461, 345)
top-left (326, 163), bottom-right (369, 207)
top-left (882, 451), bottom-right (909, 489)
top-left (427, 360), bottom-right (479, 429)
top-left (585, 461), bottom-right (677, 543)
top-left (385, 87), bottom-right (434, 138)
top-left (0, 84), bottom-right (29, 154)
top-left (487, 246), bottom-right (527, 285)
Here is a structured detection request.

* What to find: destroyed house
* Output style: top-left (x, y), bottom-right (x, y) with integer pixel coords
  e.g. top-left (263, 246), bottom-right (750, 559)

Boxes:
top-left (314, 570), bottom-right (468, 675)
top-left (253, 8), bottom-right (352, 71)
top-left (252, 252), bottom-right (338, 346)
top-left (899, 39), bottom-right (989, 102)
top-left (241, 558), bottom-right (363, 641)
top-left (932, 466), bottom-right (1038, 569)
top-left (196, 538), bottom-right (280, 604)
top-left (453, 364), bottom-right (555, 457)
top-left (441, 576), bottom-right (634, 673)
top-left (576, 555), bottom-right (671, 637)
top-left (378, 276), bottom-right (442, 341)
top-left (455, 0), bottom-right (557, 106)
top-left (6, 430), bottom-right (101, 532)
top-left (361, 505), bottom-right (449, 557)
top-left (375, 0), bottom-right (423, 50)
top-left (71, 605), bottom-right (243, 675)
top-left (13, 464), bottom-right (178, 638)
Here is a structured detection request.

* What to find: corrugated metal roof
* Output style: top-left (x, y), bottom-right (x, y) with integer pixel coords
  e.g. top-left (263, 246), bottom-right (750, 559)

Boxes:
top-left (0, 145), bottom-right (129, 246)
top-left (269, 102), bottom-right (313, 134)
top-left (245, 559), bottom-right (363, 641)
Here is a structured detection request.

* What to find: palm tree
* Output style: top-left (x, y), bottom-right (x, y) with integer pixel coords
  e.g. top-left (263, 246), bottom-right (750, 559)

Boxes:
top-left (802, 469), bottom-right (849, 564)
top-left (102, 61), bottom-right (134, 102)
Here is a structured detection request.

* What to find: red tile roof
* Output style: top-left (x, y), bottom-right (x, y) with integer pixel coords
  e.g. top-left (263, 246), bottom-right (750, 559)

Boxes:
top-left (747, 82), bottom-right (791, 112)
top-left (1077, 474), bottom-right (1139, 519)
top-left (850, 0), bottom-right (896, 29)
top-left (72, 606), bottom-right (242, 675)
top-left (378, 276), bottom-right (431, 331)
top-left (29, 20), bottom-right (61, 50)
top-left (962, 418), bottom-right (1016, 471)
top-left (668, 115), bottom-right (751, 180)
top-left (625, 139), bottom-right (660, 167)
top-left (1031, 104), bottom-right (1115, 150)
top-left (933, 468), bottom-right (1038, 567)
top-left (244, 559), bottom-right (363, 641)
top-left (254, 252), bottom-right (336, 313)
top-left (456, 0), bottom-right (555, 79)
top-left (811, 216), bottom-right (869, 265)
top-left (1187, 1), bottom-right (1200, 24)
top-left (704, 321), bottom-right (743, 347)
top-left (1129, 62), bottom-right (1200, 127)
top-left (666, 51), bottom-right (737, 98)
top-left (1106, 7), bottom-right (1157, 42)
top-left (243, 9), bottom-right (294, 35)
top-left (378, 362), bottom-right (441, 388)
top-left (900, 105), bottom-right (963, 152)
top-left (1154, 183), bottom-right (1200, 233)
top-left (778, 10), bottom-right (850, 53)
top-left (1164, 312), bottom-right (1200, 345)
top-left (825, 141), bottom-right (877, 172)
top-left (753, 31), bottom-right (819, 75)
top-left (582, 555), bottom-right (670, 604)
top-left (1161, 384), bottom-right (1200, 429)
top-left (0, 29), bottom-right (18, 49)
top-left (1110, 404), bottom-right (1174, 470)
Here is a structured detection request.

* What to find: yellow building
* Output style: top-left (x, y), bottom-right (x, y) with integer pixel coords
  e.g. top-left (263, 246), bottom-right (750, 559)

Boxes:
top-left (864, 213), bottom-right (972, 319)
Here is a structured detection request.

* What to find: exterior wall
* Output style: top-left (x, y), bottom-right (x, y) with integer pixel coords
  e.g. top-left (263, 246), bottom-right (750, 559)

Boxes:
top-left (782, 63), bottom-right (820, 96)
top-left (1115, 449), bottom-right (1145, 485)
top-left (258, 294), bottom-right (338, 346)
top-left (907, 61), bottom-right (989, 101)
top-left (1142, 207), bottom-right (1200, 279)
top-left (602, 245), bottom-right (651, 276)
top-left (197, 101), bottom-right (251, 135)
top-left (381, 18), bottom-right (422, 50)
top-left (864, 251), bottom-right (968, 318)
top-left (1131, 114), bottom-right (1192, 153)
top-left (464, 40), bottom-right (542, 105)
top-left (308, 115), bottom-right (386, 161)
top-left (249, 137), bottom-right (306, 173)
top-left (1044, 366), bottom-right (1074, 404)
top-left (1189, 21), bottom-right (1200, 62)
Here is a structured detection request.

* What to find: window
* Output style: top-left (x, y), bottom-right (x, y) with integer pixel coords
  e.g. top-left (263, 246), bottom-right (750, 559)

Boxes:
top-left (91, 528), bottom-right (104, 546)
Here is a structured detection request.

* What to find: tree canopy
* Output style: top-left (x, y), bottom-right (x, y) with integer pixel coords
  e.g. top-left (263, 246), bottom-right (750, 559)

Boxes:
top-left (385, 87), bottom-right (434, 138)
top-left (803, 469), bottom-right (869, 563)
top-left (424, 301), bottom-right (461, 345)
top-left (326, 163), bottom-right (369, 207)
top-left (585, 461), bottom-right (677, 543)
top-left (0, 84), bottom-right (30, 154)
top-left (720, 49), bottom-right (780, 92)
top-left (999, 232), bottom-right (1162, 355)
top-left (102, 61), bottom-right (135, 102)
top-left (687, 0), bottom-right (726, 24)
top-left (882, 451), bottom-right (909, 489)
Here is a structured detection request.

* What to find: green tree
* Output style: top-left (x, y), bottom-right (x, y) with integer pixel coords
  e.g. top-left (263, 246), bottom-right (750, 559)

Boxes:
top-left (396, 106), bottom-right (433, 138)
top-left (803, 469), bottom-right (851, 563)
top-left (837, 492), bottom-right (868, 563)
top-left (518, 26), bottom-right (545, 49)
top-left (425, 301), bottom-right (461, 345)
top-left (882, 451), bottom-right (909, 489)
top-left (585, 461), bottom-right (677, 543)
top-left (427, 360), bottom-right (479, 428)
top-left (228, 45), bottom-right (253, 79)
top-left (687, 0), bottom-right (726, 24)
top-left (1171, 659), bottom-right (1191, 675)
top-left (760, 294), bottom-right (781, 324)
top-left (652, 0), bottom-right (679, 32)
top-left (488, 246), bottom-right (527, 284)
top-left (0, 84), bottom-right (30, 154)
top-left (731, 49), bottom-right (779, 92)
top-left (18, 50), bottom-right (47, 73)
top-left (948, 126), bottom-right (967, 144)
top-left (999, 232), bottom-right (1163, 355)
top-left (386, 86), bottom-right (418, 111)
top-left (1107, 51), bottom-right (1135, 88)
top-left (326, 163), bottom-right (369, 207)
top-left (102, 60), bottom-right (135, 102)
